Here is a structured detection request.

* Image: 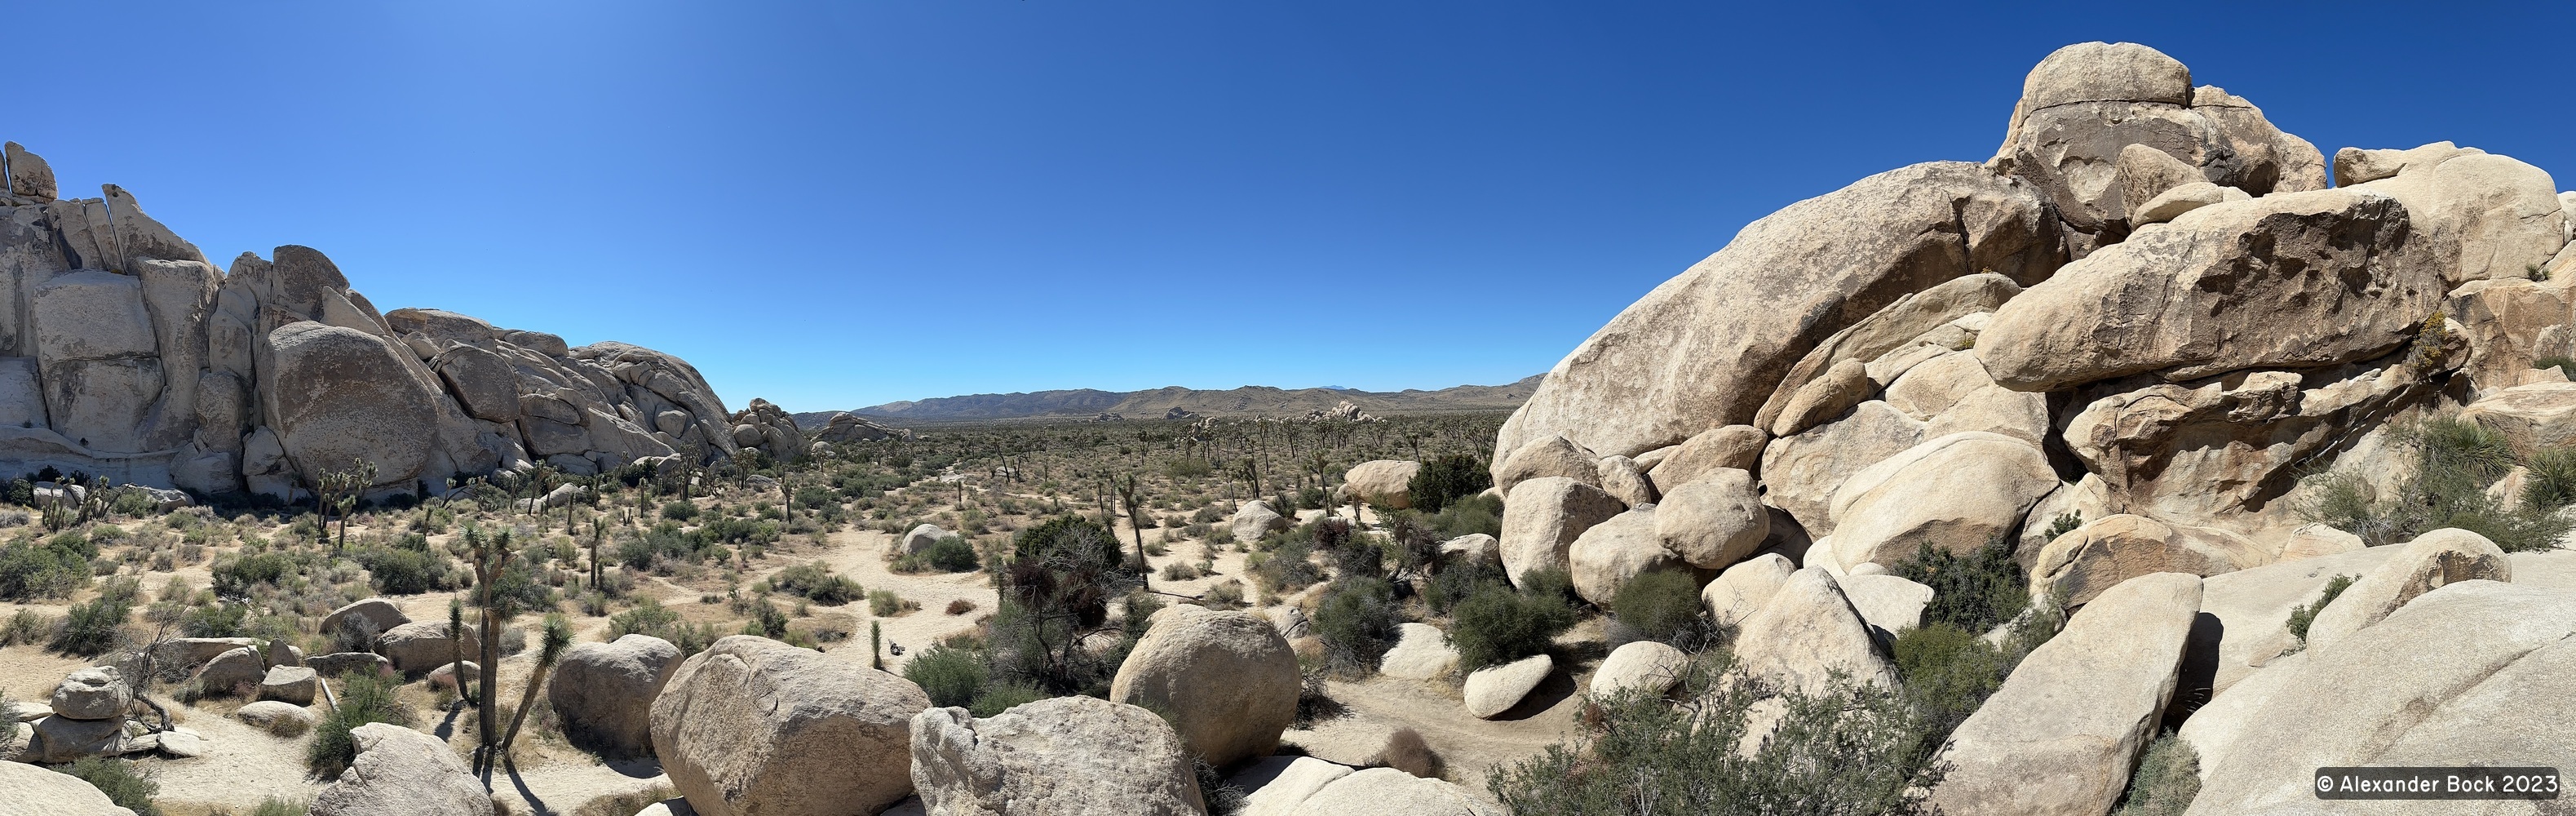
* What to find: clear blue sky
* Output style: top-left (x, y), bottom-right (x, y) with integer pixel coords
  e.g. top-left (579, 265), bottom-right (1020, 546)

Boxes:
top-left (16, 2), bottom-right (2571, 413)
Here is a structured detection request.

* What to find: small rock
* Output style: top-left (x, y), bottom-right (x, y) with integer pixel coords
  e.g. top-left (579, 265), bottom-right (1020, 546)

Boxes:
top-left (259, 666), bottom-right (321, 706)
top-left (307, 652), bottom-right (395, 681)
top-left (1591, 641), bottom-right (1691, 698)
top-left (236, 700), bottom-right (318, 734)
top-left (1463, 654), bottom-right (1552, 719)
top-left (1437, 534), bottom-right (1498, 567)
top-left (901, 523), bottom-right (950, 554)
top-left (194, 646), bottom-right (266, 694)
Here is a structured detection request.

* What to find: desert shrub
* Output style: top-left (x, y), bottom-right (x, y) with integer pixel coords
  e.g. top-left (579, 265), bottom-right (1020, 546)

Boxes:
top-left (1158, 561), bottom-right (1200, 580)
top-left (2113, 733), bottom-right (2201, 816)
top-left (1377, 726), bottom-right (1442, 778)
top-left (661, 500), bottom-right (701, 521)
top-left (0, 690), bottom-right (19, 756)
top-left (52, 593), bottom-right (131, 656)
top-left (1204, 579), bottom-right (1246, 610)
top-left (2301, 416), bottom-right (2572, 551)
top-left (179, 601), bottom-right (250, 638)
top-left (63, 757), bottom-right (161, 816)
top-left (2, 608), bottom-right (50, 645)
top-left (352, 545), bottom-right (459, 595)
top-left (1446, 568), bottom-right (1578, 671)
top-left (2041, 511), bottom-right (2085, 543)
top-left (573, 786), bottom-right (670, 816)
top-left (1429, 493), bottom-right (1504, 539)
top-left (248, 796), bottom-right (311, 816)
top-left (1245, 541), bottom-right (1322, 595)
top-left (211, 550), bottom-right (299, 595)
top-left (895, 534), bottom-right (981, 573)
top-left (945, 598), bottom-right (978, 615)
top-left (2285, 574), bottom-right (2357, 647)
top-left (770, 561), bottom-right (862, 605)
top-left (0, 531), bottom-right (95, 601)
top-left (967, 683), bottom-right (1047, 717)
top-left (989, 518), bottom-right (1135, 696)
top-left (308, 672), bottom-right (414, 778)
top-left (741, 597), bottom-right (790, 638)
top-left (1312, 577), bottom-right (1401, 675)
top-left (869, 589), bottom-right (918, 617)
top-left (1892, 622), bottom-right (2009, 742)
top-left (1424, 557), bottom-right (1507, 614)
top-left (1195, 756), bottom-right (1250, 816)
top-left (2538, 356), bottom-right (2576, 380)
top-left (607, 596), bottom-right (718, 654)
top-left (1610, 570), bottom-right (1710, 647)
top-left (2525, 446), bottom-right (2576, 512)
top-left (1490, 661), bottom-right (1939, 815)
top-left (903, 644), bottom-right (989, 708)
top-left (1407, 453), bottom-right (1492, 514)
top-left (1891, 538), bottom-right (2028, 635)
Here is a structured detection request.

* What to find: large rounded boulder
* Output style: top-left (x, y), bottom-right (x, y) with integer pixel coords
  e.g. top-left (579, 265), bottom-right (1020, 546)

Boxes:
top-left (1109, 606), bottom-right (1300, 769)
top-left (551, 634), bottom-right (684, 758)
top-left (0, 759), bottom-right (139, 816)
top-left (310, 723), bottom-right (493, 816)
top-left (650, 635), bottom-right (930, 816)
top-left (1342, 459), bottom-right (1422, 508)
top-left (377, 621), bottom-right (480, 675)
top-left (910, 696), bottom-right (1206, 816)
top-left (265, 321), bottom-right (442, 489)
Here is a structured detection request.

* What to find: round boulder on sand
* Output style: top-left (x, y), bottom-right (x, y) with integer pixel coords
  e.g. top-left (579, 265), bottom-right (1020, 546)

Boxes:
top-left (377, 621), bottom-right (480, 675)
top-left (1463, 654), bottom-right (1553, 719)
top-left (910, 695), bottom-right (1206, 816)
top-left (1591, 641), bottom-right (1691, 698)
top-left (651, 635), bottom-right (930, 816)
top-left (236, 700), bottom-right (318, 735)
top-left (551, 634), bottom-right (684, 757)
top-left (1110, 607), bottom-right (1300, 769)
top-left (259, 666), bottom-right (321, 706)
top-left (1343, 459), bottom-right (1423, 509)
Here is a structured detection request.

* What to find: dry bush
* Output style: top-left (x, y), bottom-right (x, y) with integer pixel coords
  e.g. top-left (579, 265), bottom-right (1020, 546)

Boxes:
top-left (1375, 726), bottom-right (1442, 778)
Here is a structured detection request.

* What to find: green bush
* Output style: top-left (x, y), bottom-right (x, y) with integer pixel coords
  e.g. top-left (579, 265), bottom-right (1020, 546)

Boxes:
top-left (770, 561), bottom-right (862, 605)
top-left (607, 596), bottom-right (719, 654)
top-left (1609, 570), bottom-right (1707, 647)
top-left (1489, 662), bottom-right (1939, 815)
top-left (307, 672), bottom-right (415, 778)
top-left (2524, 447), bottom-right (2576, 512)
top-left (1891, 538), bottom-right (2029, 635)
top-left (1406, 453), bottom-right (1492, 514)
top-left (903, 644), bottom-right (989, 708)
top-left (2285, 574), bottom-right (2357, 646)
top-left (353, 545), bottom-right (459, 595)
top-left (1312, 577), bottom-right (1401, 675)
top-left (1425, 557), bottom-right (1508, 615)
top-left (1445, 568), bottom-right (1578, 671)
top-left (2301, 416), bottom-right (2572, 551)
top-left (1246, 541), bottom-right (1322, 595)
top-left (896, 534), bottom-right (981, 573)
top-left (62, 757), bottom-right (160, 816)
top-left (662, 500), bottom-right (702, 521)
top-left (1892, 622), bottom-right (2010, 741)
top-left (0, 538), bottom-right (87, 601)
top-left (967, 683), bottom-right (1048, 717)
top-left (869, 589), bottom-right (914, 617)
top-left (1430, 493), bottom-right (1504, 539)
top-left (179, 601), bottom-right (250, 638)
top-left (2539, 356), bottom-right (2576, 380)
top-left (51, 593), bottom-right (131, 656)
top-left (211, 550), bottom-right (299, 596)
top-left (250, 797), bottom-right (312, 816)
top-left (2113, 733), bottom-right (2201, 815)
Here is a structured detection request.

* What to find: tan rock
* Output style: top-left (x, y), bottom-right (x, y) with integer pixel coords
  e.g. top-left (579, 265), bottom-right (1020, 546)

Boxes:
top-left (1110, 606), bottom-right (1301, 768)
top-left (1491, 433), bottom-right (1599, 495)
top-left (258, 666), bottom-right (320, 706)
top-left (1568, 508), bottom-right (1684, 606)
top-left (2302, 528), bottom-right (2510, 652)
top-left (1652, 468), bottom-right (1767, 570)
top-left (910, 696), bottom-right (1205, 816)
top-left (1343, 459), bottom-right (1422, 509)
top-left (1462, 654), bottom-right (1552, 719)
top-left (6, 141), bottom-right (57, 200)
top-left (1495, 162), bottom-right (2060, 465)
top-left (378, 621), bottom-right (480, 675)
top-left (2195, 545), bottom-right (2397, 698)
top-left (1498, 477), bottom-right (1626, 588)
top-left (551, 634), bottom-right (682, 758)
top-left (310, 723), bottom-right (494, 816)
top-left (1826, 432), bottom-right (2056, 570)
top-left (650, 636), bottom-right (929, 816)
top-left (1757, 401), bottom-right (1926, 535)
top-left (1593, 455), bottom-right (1656, 507)
top-left (1591, 641), bottom-right (1691, 698)
top-left (2030, 514), bottom-right (2268, 605)
top-left (1836, 574), bottom-right (1934, 636)
top-left (1753, 272), bottom-right (2025, 432)
top-left (2131, 181), bottom-right (2246, 226)
top-left (1702, 552), bottom-right (1796, 625)
top-left (1978, 188), bottom-right (2442, 392)
top-left (1642, 424), bottom-right (1767, 494)
top-left (2461, 381), bottom-right (2576, 458)
top-left (1436, 534), bottom-right (1498, 567)
top-left (2345, 143), bottom-right (2568, 286)
top-left (51, 667), bottom-right (132, 721)
top-left (1733, 568), bottom-right (1897, 694)
top-left (2450, 277), bottom-right (2576, 394)
top-left (1288, 767), bottom-right (1501, 816)
top-left (319, 598), bottom-right (410, 642)
top-left (1928, 573), bottom-right (2202, 816)
top-left (1377, 623), bottom-right (1460, 681)
top-left (2115, 144), bottom-right (2206, 224)
top-left (0, 754), bottom-right (137, 816)
top-left (235, 700), bottom-right (318, 734)
top-left (2273, 523), bottom-right (2363, 562)
top-left (1230, 756), bottom-right (1352, 816)
top-left (1769, 358), bottom-right (1872, 437)
top-left (1230, 500), bottom-right (1290, 545)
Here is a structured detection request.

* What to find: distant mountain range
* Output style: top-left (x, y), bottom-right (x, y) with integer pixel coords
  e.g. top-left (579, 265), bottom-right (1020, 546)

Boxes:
top-left (792, 376), bottom-right (1543, 426)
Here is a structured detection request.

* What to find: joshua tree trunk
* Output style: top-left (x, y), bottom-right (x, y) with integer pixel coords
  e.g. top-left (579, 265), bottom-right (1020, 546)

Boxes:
top-left (496, 615), bottom-right (572, 763)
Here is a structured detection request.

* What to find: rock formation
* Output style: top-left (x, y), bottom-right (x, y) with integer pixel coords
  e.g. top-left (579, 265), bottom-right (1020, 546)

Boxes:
top-left (0, 145), bottom-right (746, 499)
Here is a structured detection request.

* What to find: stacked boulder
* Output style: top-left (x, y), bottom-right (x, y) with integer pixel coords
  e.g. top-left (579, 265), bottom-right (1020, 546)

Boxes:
top-left (0, 145), bottom-right (742, 498)
top-left (812, 410), bottom-right (906, 444)
top-left (1492, 38), bottom-right (2576, 816)
top-left (19, 667), bottom-right (139, 763)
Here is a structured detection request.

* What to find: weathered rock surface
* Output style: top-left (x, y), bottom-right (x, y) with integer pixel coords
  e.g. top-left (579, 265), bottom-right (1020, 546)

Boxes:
top-left (194, 646), bottom-right (267, 692)
top-left (1378, 622), bottom-right (1461, 681)
top-left (1753, 273), bottom-right (2024, 432)
top-left (2461, 381), bottom-right (2576, 458)
top-left (1758, 401), bottom-right (1925, 535)
top-left (901, 523), bottom-right (952, 554)
top-left (1641, 424), bottom-right (1766, 494)
top-left (2185, 582), bottom-right (2576, 815)
top-left (1732, 568), bottom-right (1898, 694)
top-left (1703, 552), bottom-right (1796, 625)
top-left (307, 651), bottom-right (393, 681)
top-left (551, 633), bottom-right (682, 758)
top-left (51, 667), bottom-right (131, 721)
top-left (1109, 606), bottom-right (1301, 769)
top-left (1928, 573), bottom-right (2202, 816)
top-left (378, 621), bottom-right (480, 675)
top-left (1343, 459), bottom-right (1421, 508)
top-left (1230, 500), bottom-right (1290, 544)
top-left (1491, 433), bottom-right (1600, 494)
top-left (1825, 432), bottom-right (2055, 570)
top-left (319, 598), bottom-right (410, 642)
top-left (652, 636), bottom-right (927, 816)
top-left (1836, 574), bottom-right (1935, 636)
top-left (258, 665), bottom-right (319, 705)
top-left (17, 715), bottom-right (137, 763)
top-left (1591, 641), bottom-right (1691, 698)
top-left (1437, 534), bottom-right (1498, 567)
top-left (1495, 161), bottom-right (2060, 468)
top-left (235, 700), bottom-right (319, 733)
top-left (1463, 654), bottom-right (1553, 719)
top-left (1567, 507), bottom-right (1684, 606)
top-left (1499, 477), bottom-right (1626, 587)
top-left (1594, 454), bottom-right (1657, 507)
top-left (2301, 528), bottom-right (2511, 652)
top-left (310, 723), bottom-right (494, 816)
top-left (1653, 468), bottom-right (1767, 571)
top-left (2194, 545), bottom-right (2397, 697)
top-left (2030, 514), bottom-right (2268, 605)
top-left (2341, 142), bottom-right (2567, 286)
top-left (1287, 767), bottom-right (1502, 816)
top-left (909, 696), bottom-right (1206, 816)
top-left (1978, 188), bottom-right (2441, 392)
top-left (0, 756), bottom-right (139, 816)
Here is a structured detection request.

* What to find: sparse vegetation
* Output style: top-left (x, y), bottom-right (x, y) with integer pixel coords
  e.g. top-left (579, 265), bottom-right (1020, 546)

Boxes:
top-left (63, 757), bottom-right (162, 816)
top-left (2113, 734), bottom-right (2201, 815)
top-left (2299, 416), bottom-right (2573, 551)
top-left (1312, 576), bottom-right (1402, 675)
top-left (2286, 574), bottom-right (2358, 647)
top-left (308, 672), bottom-right (416, 778)
top-left (1446, 567), bottom-right (1578, 671)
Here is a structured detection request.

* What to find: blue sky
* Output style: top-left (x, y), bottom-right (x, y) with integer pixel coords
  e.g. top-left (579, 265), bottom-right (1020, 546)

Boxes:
top-left (15, 2), bottom-right (2572, 413)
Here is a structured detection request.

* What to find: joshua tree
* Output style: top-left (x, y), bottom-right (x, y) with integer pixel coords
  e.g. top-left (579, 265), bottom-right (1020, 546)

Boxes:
top-left (315, 459), bottom-right (378, 550)
top-left (446, 596), bottom-right (469, 706)
top-left (1113, 473), bottom-right (1149, 580)
top-left (587, 517), bottom-right (609, 590)
top-left (496, 613), bottom-right (573, 764)
top-left (452, 525), bottom-right (520, 775)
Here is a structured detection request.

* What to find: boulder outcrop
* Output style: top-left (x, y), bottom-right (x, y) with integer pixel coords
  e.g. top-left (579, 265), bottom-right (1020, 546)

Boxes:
top-left (1109, 606), bottom-right (1300, 769)
top-left (551, 633), bottom-right (683, 758)
top-left (909, 696), bottom-right (1206, 816)
top-left (650, 636), bottom-right (930, 816)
